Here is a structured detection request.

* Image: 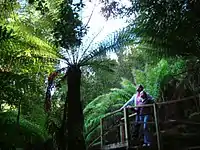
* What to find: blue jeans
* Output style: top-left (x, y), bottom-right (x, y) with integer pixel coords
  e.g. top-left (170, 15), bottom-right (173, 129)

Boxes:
top-left (135, 114), bottom-right (151, 144)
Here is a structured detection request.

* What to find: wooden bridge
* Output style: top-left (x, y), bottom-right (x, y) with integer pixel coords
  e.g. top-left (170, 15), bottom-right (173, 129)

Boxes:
top-left (96, 95), bottom-right (200, 150)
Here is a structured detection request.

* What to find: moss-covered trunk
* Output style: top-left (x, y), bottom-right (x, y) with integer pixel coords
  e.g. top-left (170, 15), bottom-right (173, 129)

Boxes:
top-left (67, 65), bottom-right (86, 150)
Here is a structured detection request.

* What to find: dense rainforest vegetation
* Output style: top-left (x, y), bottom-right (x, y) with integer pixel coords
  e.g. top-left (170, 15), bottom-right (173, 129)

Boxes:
top-left (1, 0), bottom-right (200, 149)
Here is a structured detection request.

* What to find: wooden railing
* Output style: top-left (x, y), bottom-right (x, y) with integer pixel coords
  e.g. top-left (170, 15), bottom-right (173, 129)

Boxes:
top-left (100, 95), bottom-right (200, 150)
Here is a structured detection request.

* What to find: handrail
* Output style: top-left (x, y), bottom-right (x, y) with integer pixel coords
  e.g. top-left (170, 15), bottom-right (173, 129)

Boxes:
top-left (157, 95), bottom-right (199, 105)
top-left (101, 94), bottom-right (199, 120)
top-left (100, 94), bottom-right (200, 150)
top-left (188, 146), bottom-right (200, 150)
top-left (87, 135), bottom-right (101, 149)
top-left (120, 113), bottom-right (137, 121)
top-left (103, 109), bottom-right (122, 118)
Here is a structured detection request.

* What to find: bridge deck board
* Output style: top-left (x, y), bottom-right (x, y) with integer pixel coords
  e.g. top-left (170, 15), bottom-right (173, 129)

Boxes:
top-left (102, 141), bottom-right (128, 149)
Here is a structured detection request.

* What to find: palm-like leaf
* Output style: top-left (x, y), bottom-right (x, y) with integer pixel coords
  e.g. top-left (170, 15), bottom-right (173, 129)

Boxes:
top-left (81, 58), bottom-right (116, 72)
top-left (100, 0), bottom-right (200, 58)
top-left (0, 17), bottom-right (58, 128)
top-left (78, 28), bottom-right (134, 65)
top-left (0, 24), bottom-right (59, 68)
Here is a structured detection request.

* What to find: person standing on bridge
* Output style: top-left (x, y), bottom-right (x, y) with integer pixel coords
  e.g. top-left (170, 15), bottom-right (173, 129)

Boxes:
top-left (120, 84), bottom-right (154, 147)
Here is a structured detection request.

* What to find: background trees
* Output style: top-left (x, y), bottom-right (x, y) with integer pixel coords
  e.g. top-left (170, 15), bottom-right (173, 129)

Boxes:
top-left (0, 0), bottom-right (59, 148)
top-left (1, 0), bottom-right (200, 150)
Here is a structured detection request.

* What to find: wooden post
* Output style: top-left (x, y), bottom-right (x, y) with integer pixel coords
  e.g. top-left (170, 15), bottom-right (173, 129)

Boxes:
top-left (120, 122), bottom-right (125, 143)
top-left (198, 94), bottom-right (200, 112)
top-left (153, 103), bottom-right (162, 150)
top-left (124, 108), bottom-right (130, 148)
top-left (100, 118), bottom-right (104, 149)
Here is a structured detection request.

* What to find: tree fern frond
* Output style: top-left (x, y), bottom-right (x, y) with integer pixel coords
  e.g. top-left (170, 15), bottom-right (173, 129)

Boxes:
top-left (0, 25), bottom-right (14, 42)
top-left (0, 111), bottom-right (47, 149)
top-left (81, 58), bottom-right (116, 73)
top-left (120, 78), bottom-right (136, 89)
top-left (79, 27), bottom-right (104, 62)
top-left (14, 27), bottom-right (58, 59)
top-left (79, 27), bottom-right (134, 65)
top-left (0, 23), bottom-right (59, 70)
top-left (0, 71), bottom-right (39, 105)
top-left (85, 126), bottom-right (100, 146)
top-left (110, 88), bottom-right (131, 99)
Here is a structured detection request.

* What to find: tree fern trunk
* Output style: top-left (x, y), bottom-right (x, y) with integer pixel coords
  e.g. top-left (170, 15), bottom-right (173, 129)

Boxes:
top-left (67, 65), bottom-right (86, 150)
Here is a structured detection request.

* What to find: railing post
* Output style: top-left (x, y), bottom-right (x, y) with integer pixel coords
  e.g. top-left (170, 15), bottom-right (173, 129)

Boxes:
top-left (120, 122), bottom-right (125, 143)
top-left (100, 118), bottom-right (104, 149)
top-left (198, 94), bottom-right (200, 112)
top-left (153, 103), bottom-right (162, 150)
top-left (124, 108), bottom-right (130, 148)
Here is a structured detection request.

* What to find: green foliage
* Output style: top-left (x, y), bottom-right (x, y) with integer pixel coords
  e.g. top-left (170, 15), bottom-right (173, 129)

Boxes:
top-left (46, 102), bottom-right (64, 136)
top-left (0, 72), bottom-right (36, 106)
top-left (0, 21), bottom-right (58, 116)
top-left (0, 0), bottom-right (19, 21)
top-left (84, 93), bottom-right (116, 146)
top-left (1, 0), bottom-right (193, 149)
top-left (0, 25), bottom-right (14, 42)
top-left (0, 1), bottom-right (60, 147)
top-left (133, 59), bottom-right (185, 99)
top-left (53, 0), bottom-right (86, 49)
top-left (81, 58), bottom-right (121, 107)
top-left (0, 22), bottom-right (58, 72)
top-left (84, 78), bottom-right (135, 146)
top-left (134, 59), bottom-right (169, 99)
top-left (24, 105), bottom-right (47, 129)
top-left (100, 0), bottom-right (200, 60)
top-left (0, 111), bottom-right (47, 148)
top-left (139, 0), bottom-right (200, 57)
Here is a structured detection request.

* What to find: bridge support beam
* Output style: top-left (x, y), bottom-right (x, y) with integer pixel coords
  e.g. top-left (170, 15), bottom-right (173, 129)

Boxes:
top-left (100, 118), bottom-right (104, 149)
top-left (153, 103), bottom-right (162, 150)
top-left (124, 108), bottom-right (131, 148)
top-left (120, 123), bottom-right (125, 143)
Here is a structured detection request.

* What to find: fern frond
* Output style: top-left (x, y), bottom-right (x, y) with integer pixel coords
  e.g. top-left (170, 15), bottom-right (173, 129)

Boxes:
top-left (0, 111), bottom-right (47, 146)
top-left (79, 27), bottom-right (133, 65)
top-left (81, 58), bottom-right (116, 73)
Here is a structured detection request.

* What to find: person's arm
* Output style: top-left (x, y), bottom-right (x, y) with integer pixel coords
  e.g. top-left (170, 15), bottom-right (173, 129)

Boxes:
top-left (140, 92), bottom-right (154, 104)
top-left (145, 92), bottom-right (154, 104)
top-left (120, 95), bottom-right (135, 110)
top-left (146, 92), bottom-right (153, 100)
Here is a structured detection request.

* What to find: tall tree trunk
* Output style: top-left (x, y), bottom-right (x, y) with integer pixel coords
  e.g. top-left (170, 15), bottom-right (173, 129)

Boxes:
top-left (67, 65), bottom-right (86, 150)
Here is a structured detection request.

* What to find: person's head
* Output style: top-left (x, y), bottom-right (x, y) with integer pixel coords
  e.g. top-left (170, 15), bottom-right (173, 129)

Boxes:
top-left (140, 91), bottom-right (147, 99)
top-left (136, 84), bottom-right (144, 92)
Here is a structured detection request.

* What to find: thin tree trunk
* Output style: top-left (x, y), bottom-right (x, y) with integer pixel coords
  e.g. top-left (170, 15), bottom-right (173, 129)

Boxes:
top-left (17, 98), bottom-right (21, 126)
top-left (67, 65), bottom-right (86, 150)
top-left (16, 98), bottom-right (22, 139)
top-left (60, 96), bottom-right (68, 150)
